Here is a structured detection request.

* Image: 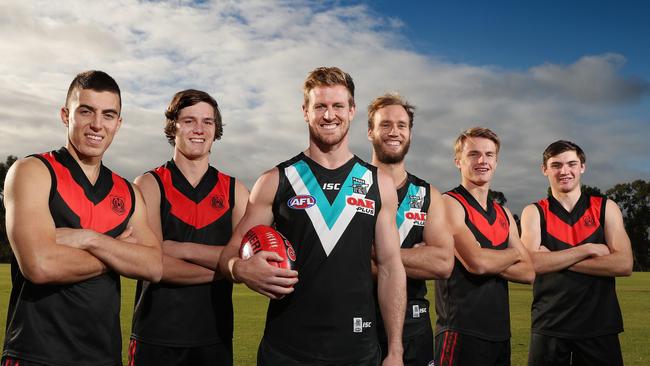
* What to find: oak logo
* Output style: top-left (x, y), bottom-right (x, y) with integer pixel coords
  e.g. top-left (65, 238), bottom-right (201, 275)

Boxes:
top-left (110, 195), bottom-right (125, 215)
top-left (346, 196), bottom-right (375, 216)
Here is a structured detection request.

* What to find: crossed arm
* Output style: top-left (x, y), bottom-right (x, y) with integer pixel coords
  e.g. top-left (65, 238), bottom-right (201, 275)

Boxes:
top-left (520, 202), bottom-right (632, 277)
top-left (399, 185), bottom-right (454, 280)
top-left (134, 173), bottom-right (249, 285)
top-left (5, 157), bottom-right (162, 285)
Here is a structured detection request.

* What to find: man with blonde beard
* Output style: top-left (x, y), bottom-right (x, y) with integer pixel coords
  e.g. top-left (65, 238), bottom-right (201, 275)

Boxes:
top-left (367, 93), bottom-right (454, 366)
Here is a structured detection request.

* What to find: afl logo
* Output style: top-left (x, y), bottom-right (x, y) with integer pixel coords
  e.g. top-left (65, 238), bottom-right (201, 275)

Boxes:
top-left (211, 195), bottom-right (225, 210)
top-left (583, 214), bottom-right (596, 227)
top-left (287, 195), bottom-right (316, 209)
top-left (110, 195), bottom-right (125, 215)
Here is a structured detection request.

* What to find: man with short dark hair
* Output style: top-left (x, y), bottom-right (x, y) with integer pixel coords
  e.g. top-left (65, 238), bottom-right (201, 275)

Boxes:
top-left (219, 67), bottom-right (407, 366)
top-left (521, 140), bottom-right (632, 366)
top-left (435, 127), bottom-right (535, 366)
top-left (129, 89), bottom-right (249, 366)
top-left (367, 93), bottom-right (454, 366)
top-left (2, 70), bottom-right (162, 366)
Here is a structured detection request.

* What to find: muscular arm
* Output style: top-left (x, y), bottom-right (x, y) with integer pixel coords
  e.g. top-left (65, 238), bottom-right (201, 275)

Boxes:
top-left (57, 183), bottom-right (163, 282)
top-left (133, 173), bottom-right (213, 284)
top-left (160, 179), bottom-right (250, 271)
top-left (498, 207), bottom-right (535, 284)
top-left (5, 157), bottom-right (108, 284)
top-left (374, 171), bottom-right (406, 364)
top-left (568, 200), bottom-right (633, 277)
top-left (399, 186), bottom-right (454, 280)
top-left (218, 168), bottom-right (298, 299)
top-left (444, 195), bottom-right (521, 275)
top-left (520, 204), bottom-right (605, 274)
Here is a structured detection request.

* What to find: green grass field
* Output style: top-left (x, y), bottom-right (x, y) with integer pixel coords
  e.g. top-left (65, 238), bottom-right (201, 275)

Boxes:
top-left (0, 266), bottom-right (648, 365)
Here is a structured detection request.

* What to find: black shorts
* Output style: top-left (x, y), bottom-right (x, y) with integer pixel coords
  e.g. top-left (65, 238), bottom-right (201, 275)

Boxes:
top-left (380, 326), bottom-right (433, 366)
top-left (528, 333), bottom-right (623, 366)
top-left (257, 337), bottom-right (381, 366)
top-left (434, 330), bottom-right (510, 366)
top-left (127, 338), bottom-right (233, 366)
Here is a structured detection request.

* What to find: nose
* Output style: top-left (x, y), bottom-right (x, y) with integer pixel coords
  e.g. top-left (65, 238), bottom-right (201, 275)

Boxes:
top-left (323, 107), bottom-right (335, 121)
top-left (90, 114), bottom-right (102, 131)
top-left (477, 154), bottom-right (485, 163)
top-left (192, 121), bottom-right (204, 134)
top-left (388, 124), bottom-right (399, 137)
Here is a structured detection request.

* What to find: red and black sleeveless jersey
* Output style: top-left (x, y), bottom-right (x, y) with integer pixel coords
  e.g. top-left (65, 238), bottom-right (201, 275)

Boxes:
top-left (376, 173), bottom-right (432, 344)
top-left (531, 193), bottom-right (623, 338)
top-left (131, 160), bottom-right (235, 347)
top-left (3, 147), bottom-right (134, 366)
top-left (435, 185), bottom-right (511, 341)
top-left (267, 153), bottom-right (380, 363)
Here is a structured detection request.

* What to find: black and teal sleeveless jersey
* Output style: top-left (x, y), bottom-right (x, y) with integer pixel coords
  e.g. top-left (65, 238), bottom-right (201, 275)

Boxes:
top-left (266, 153), bottom-right (380, 363)
top-left (435, 185), bottom-right (511, 341)
top-left (131, 160), bottom-right (235, 347)
top-left (3, 147), bottom-right (134, 366)
top-left (376, 173), bottom-right (431, 342)
top-left (531, 193), bottom-right (623, 338)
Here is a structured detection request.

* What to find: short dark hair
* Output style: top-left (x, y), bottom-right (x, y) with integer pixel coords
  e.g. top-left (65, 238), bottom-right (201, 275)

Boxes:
top-left (164, 89), bottom-right (223, 146)
top-left (303, 66), bottom-right (355, 107)
top-left (542, 140), bottom-right (586, 167)
top-left (65, 70), bottom-right (122, 112)
top-left (367, 93), bottom-right (415, 129)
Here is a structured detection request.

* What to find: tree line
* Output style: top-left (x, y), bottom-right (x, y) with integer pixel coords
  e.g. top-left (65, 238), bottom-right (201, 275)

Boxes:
top-left (1, 156), bottom-right (648, 270)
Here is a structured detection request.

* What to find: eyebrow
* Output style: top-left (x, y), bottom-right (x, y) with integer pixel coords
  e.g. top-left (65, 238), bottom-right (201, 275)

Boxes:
top-left (78, 104), bottom-right (119, 115)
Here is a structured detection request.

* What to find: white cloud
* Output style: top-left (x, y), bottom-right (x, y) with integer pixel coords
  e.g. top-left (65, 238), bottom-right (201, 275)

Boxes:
top-left (0, 0), bottom-right (648, 213)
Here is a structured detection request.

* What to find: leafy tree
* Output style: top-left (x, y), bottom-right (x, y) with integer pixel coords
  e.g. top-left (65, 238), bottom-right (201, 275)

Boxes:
top-left (546, 184), bottom-right (603, 197)
top-left (488, 190), bottom-right (507, 206)
top-left (0, 155), bottom-right (18, 261)
top-left (606, 180), bottom-right (650, 271)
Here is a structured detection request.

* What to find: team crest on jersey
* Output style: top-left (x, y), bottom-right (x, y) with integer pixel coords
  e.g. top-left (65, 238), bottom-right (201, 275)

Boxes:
top-left (499, 216), bottom-right (508, 230)
top-left (110, 195), bottom-right (125, 215)
top-left (346, 196), bottom-right (375, 216)
top-left (210, 195), bottom-right (225, 210)
top-left (287, 195), bottom-right (317, 209)
top-left (583, 214), bottom-right (596, 227)
top-left (409, 194), bottom-right (423, 209)
top-left (351, 177), bottom-right (368, 195)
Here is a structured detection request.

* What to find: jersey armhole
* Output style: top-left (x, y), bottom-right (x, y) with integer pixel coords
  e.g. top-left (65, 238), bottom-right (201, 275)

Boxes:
top-left (534, 202), bottom-right (547, 246)
top-left (30, 154), bottom-right (57, 204)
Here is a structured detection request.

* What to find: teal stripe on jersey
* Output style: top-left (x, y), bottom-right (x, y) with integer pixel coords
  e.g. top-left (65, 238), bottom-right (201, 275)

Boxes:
top-left (292, 160), bottom-right (369, 229)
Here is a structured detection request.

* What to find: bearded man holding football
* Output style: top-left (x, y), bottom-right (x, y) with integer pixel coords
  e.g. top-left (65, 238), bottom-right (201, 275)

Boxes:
top-left (129, 89), bottom-right (249, 366)
top-left (219, 67), bottom-right (407, 366)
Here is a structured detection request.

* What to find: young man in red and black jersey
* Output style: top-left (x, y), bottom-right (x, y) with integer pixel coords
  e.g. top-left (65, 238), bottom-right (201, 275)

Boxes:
top-left (367, 93), bottom-right (455, 366)
top-left (129, 90), bottom-right (249, 366)
top-left (2, 70), bottom-right (163, 366)
top-left (520, 140), bottom-right (632, 366)
top-left (435, 127), bottom-right (535, 366)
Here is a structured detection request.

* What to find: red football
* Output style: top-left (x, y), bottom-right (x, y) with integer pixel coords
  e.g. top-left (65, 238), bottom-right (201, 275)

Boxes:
top-left (240, 225), bottom-right (296, 270)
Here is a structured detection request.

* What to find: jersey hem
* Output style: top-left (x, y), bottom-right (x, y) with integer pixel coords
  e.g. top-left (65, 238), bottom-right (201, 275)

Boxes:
top-left (531, 327), bottom-right (623, 340)
top-left (435, 326), bottom-right (511, 342)
top-left (2, 350), bottom-right (120, 366)
top-left (130, 334), bottom-right (227, 347)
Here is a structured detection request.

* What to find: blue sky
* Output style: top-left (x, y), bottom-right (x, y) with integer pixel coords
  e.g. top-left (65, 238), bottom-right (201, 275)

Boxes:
top-left (0, 0), bottom-right (648, 212)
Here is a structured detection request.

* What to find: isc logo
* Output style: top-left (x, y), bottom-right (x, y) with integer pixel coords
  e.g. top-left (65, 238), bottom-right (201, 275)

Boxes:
top-left (322, 183), bottom-right (341, 191)
top-left (287, 195), bottom-right (316, 209)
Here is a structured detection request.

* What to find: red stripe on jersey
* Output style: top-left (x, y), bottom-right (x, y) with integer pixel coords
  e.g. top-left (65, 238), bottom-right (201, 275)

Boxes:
top-left (40, 152), bottom-right (133, 233)
top-left (154, 166), bottom-right (231, 230)
top-left (538, 196), bottom-right (603, 246)
top-left (447, 191), bottom-right (509, 247)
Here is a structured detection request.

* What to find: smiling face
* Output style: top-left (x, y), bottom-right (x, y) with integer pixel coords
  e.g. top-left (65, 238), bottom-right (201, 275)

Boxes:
top-left (303, 84), bottom-right (355, 149)
top-left (543, 150), bottom-right (585, 194)
top-left (61, 88), bottom-right (122, 162)
top-left (173, 101), bottom-right (216, 160)
top-left (455, 136), bottom-right (498, 187)
top-left (368, 104), bottom-right (411, 164)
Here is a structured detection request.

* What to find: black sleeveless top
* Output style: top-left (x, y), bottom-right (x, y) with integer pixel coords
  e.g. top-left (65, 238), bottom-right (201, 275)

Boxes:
top-left (3, 147), bottom-right (134, 366)
top-left (131, 160), bottom-right (235, 346)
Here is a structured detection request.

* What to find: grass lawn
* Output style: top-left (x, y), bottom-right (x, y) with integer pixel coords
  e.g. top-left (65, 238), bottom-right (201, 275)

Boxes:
top-left (0, 265), bottom-right (647, 365)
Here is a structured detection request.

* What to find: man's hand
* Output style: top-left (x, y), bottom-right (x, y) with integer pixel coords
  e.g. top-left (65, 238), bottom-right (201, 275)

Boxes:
top-left (584, 243), bottom-right (611, 257)
top-left (56, 228), bottom-right (97, 250)
top-left (232, 251), bottom-right (298, 299)
top-left (382, 352), bottom-right (404, 366)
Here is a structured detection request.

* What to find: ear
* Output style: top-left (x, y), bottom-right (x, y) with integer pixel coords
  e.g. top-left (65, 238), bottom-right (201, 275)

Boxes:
top-left (454, 156), bottom-right (461, 169)
top-left (348, 104), bottom-right (356, 121)
top-left (541, 164), bottom-right (548, 176)
top-left (115, 116), bottom-right (123, 134)
top-left (302, 104), bottom-right (309, 123)
top-left (580, 163), bottom-right (586, 174)
top-left (60, 107), bottom-right (70, 127)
